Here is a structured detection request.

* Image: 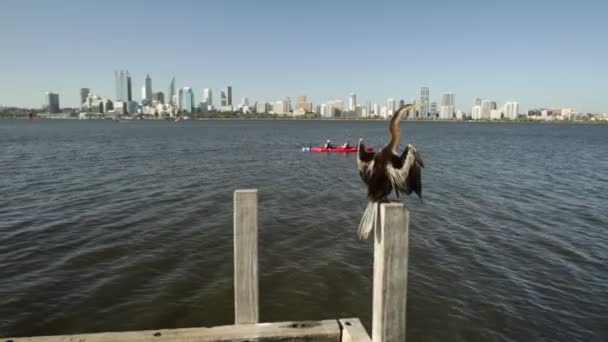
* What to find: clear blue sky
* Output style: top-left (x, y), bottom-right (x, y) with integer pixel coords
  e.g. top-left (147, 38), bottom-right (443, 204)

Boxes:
top-left (1, 0), bottom-right (607, 113)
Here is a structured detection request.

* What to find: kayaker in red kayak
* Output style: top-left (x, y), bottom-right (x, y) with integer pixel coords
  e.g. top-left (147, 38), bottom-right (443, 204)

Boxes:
top-left (324, 139), bottom-right (334, 149)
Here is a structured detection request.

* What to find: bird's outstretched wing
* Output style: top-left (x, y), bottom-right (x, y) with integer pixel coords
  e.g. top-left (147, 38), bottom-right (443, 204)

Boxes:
top-left (357, 139), bottom-right (375, 185)
top-left (388, 144), bottom-right (424, 198)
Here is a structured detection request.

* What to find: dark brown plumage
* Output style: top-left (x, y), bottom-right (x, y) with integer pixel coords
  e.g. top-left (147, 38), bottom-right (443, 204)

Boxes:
top-left (356, 104), bottom-right (424, 239)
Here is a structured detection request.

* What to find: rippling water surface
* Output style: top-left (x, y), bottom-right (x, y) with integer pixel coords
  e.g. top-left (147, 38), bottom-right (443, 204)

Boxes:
top-left (1, 120), bottom-right (607, 341)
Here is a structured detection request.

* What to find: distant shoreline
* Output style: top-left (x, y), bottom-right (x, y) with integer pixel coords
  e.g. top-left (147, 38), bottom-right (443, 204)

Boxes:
top-left (0, 116), bottom-right (606, 124)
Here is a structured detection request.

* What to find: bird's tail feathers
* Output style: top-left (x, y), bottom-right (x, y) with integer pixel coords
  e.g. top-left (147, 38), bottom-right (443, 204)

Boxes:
top-left (358, 201), bottom-right (378, 240)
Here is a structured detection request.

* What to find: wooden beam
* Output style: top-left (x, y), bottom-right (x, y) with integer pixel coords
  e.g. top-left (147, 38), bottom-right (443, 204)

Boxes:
top-left (372, 203), bottom-right (409, 342)
top-left (3, 320), bottom-right (341, 342)
top-left (339, 318), bottom-right (371, 342)
top-left (233, 189), bottom-right (259, 324)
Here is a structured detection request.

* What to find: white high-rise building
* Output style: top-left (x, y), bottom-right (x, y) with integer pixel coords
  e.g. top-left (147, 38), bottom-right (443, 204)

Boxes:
top-left (481, 100), bottom-right (497, 119)
top-left (420, 87), bottom-right (429, 118)
top-left (320, 104), bottom-right (328, 117)
top-left (348, 93), bottom-right (357, 111)
top-left (439, 93), bottom-right (455, 119)
top-left (373, 103), bottom-right (379, 116)
top-left (387, 98), bottom-right (395, 115)
top-left (490, 109), bottom-right (502, 120)
top-left (380, 106), bottom-right (388, 119)
top-left (472, 105), bottom-right (482, 120)
top-left (503, 101), bottom-right (519, 120)
top-left (203, 88), bottom-right (212, 107)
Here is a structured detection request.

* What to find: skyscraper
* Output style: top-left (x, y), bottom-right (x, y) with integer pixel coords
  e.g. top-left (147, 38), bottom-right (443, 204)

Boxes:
top-left (387, 98), bottom-right (395, 114)
top-left (439, 93), bottom-right (455, 119)
top-left (223, 86), bottom-right (232, 106)
top-left (168, 77), bottom-right (176, 106)
top-left (220, 90), bottom-right (227, 106)
top-left (203, 88), bottom-right (212, 107)
top-left (115, 70), bottom-right (132, 102)
top-left (481, 100), bottom-right (497, 119)
top-left (80, 88), bottom-right (90, 109)
top-left (143, 74), bottom-right (152, 102)
top-left (475, 97), bottom-right (482, 106)
top-left (180, 87), bottom-right (195, 113)
top-left (420, 87), bottom-right (429, 118)
top-left (44, 92), bottom-right (60, 113)
top-left (349, 93), bottom-right (356, 112)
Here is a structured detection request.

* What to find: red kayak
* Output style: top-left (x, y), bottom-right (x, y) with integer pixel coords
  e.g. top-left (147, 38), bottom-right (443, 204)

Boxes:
top-left (303, 146), bottom-right (374, 153)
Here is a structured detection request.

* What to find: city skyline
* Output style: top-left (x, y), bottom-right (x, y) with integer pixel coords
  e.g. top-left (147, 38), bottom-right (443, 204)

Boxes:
top-left (1, 0), bottom-right (607, 112)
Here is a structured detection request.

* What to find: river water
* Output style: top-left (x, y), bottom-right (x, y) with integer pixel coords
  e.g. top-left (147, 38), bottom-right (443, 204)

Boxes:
top-left (0, 119), bottom-right (607, 341)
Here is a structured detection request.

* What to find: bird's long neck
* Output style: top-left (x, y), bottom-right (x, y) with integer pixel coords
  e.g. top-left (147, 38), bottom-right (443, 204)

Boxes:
top-left (388, 106), bottom-right (408, 153)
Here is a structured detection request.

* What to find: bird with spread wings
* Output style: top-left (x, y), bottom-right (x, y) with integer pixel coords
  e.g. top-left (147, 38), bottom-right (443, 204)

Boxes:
top-left (356, 104), bottom-right (424, 239)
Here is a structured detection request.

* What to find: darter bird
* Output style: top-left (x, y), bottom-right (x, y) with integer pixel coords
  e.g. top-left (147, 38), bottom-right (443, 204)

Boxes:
top-left (356, 104), bottom-right (424, 239)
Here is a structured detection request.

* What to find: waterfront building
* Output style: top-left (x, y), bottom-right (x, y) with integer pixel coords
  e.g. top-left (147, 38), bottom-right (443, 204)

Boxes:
top-left (203, 88), bottom-right (212, 108)
top-left (430, 101), bottom-right (438, 117)
top-left (387, 98), bottom-right (395, 114)
top-left (168, 77), bottom-right (176, 106)
top-left (142, 74), bottom-right (153, 103)
top-left (115, 70), bottom-right (132, 102)
top-left (439, 93), bottom-right (455, 119)
top-left (221, 86), bottom-right (232, 106)
top-left (295, 95), bottom-right (312, 113)
top-left (349, 93), bottom-right (357, 111)
top-left (481, 100), bottom-right (497, 119)
top-left (180, 87), bottom-right (195, 113)
top-left (475, 97), bottom-right (482, 106)
top-left (44, 92), bottom-right (60, 113)
top-left (80, 88), bottom-right (90, 109)
top-left (319, 104), bottom-right (328, 117)
top-left (273, 99), bottom-right (290, 115)
top-left (471, 105), bottom-right (482, 120)
top-left (420, 87), bottom-right (429, 118)
top-left (503, 102), bottom-right (519, 119)
top-left (373, 103), bottom-right (380, 116)
top-left (153, 92), bottom-right (165, 104)
top-left (490, 109), bottom-right (502, 120)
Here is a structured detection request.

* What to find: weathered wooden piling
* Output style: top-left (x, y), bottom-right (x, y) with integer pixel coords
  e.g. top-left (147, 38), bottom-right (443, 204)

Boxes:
top-left (373, 203), bottom-right (409, 342)
top-left (233, 189), bottom-right (259, 324)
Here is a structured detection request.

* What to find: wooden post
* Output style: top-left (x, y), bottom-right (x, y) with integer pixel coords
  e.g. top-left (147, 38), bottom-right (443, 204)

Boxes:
top-left (234, 189), bottom-right (259, 324)
top-left (372, 203), bottom-right (409, 342)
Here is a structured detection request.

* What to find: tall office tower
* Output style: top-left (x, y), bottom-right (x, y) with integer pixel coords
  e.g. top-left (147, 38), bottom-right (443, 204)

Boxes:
top-left (220, 90), bottom-right (227, 106)
top-left (387, 98), bottom-right (395, 114)
top-left (115, 70), bottom-right (132, 101)
top-left (80, 88), bottom-right (90, 109)
top-left (143, 74), bottom-right (152, 102)
top-left (420, 87), bottom-right (429, 118)
top-left (44, 92), bottom-right (60, 113)
top-left (168, 77), bottom-right (176, 106)
top-left (223, 86), bottom-right (232, 106)
top-left (203, 88), bottom-right (212, 107)
top-left (439, 92), bottom-right (455, 119)
top-left (475, 97), bottom-right (482, 106)
top-left (503, 102), bottom-right (520, 119)
top-left (180, 87), bottom-right (195, 113)
top-left (348, 93), bottom-right (356, 111)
